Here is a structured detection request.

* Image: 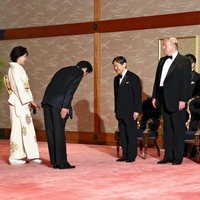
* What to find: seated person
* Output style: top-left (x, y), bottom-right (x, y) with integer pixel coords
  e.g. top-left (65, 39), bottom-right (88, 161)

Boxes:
top-left (139, 97), bottom-right (160, 132)
top-left (185, 54), bottom-right (200, 98)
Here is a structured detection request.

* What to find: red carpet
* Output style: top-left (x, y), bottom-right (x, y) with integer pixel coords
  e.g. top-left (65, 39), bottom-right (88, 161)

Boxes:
top-left (0, 139), bottom-right (200, 200)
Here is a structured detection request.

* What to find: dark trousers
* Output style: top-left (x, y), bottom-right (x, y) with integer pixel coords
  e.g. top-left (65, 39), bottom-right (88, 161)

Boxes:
top-left (43, 105), bottom-right (68, 165)
top-left (162, 107), bottom-right (186, 162)
top-left (118, 118), bottom-right (137, 160)
top-left (159, 88), bottom-right (186, 162)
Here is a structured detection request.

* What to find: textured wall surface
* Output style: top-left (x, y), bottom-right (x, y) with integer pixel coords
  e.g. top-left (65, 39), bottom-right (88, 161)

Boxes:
top-left (0, 0), bottom-right (94, 28)
top-left (0, 35), bottom-right (94, 131)
top-left (100, 26), bottom-right (200, 132)
top-left (0, 0), bottom-right (200, 133)
top-left (101, 0), bottom-right (200, 20)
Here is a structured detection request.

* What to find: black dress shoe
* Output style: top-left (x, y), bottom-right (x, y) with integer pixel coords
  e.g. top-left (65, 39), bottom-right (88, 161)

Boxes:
top-left (126, 159), bottom-right (135, 163)
top-left (172, 161), bottom-right (182, 165)
top-left (58, 163), bottom-right (75, 169)
top-left (116, 158), bottom-right (127, 162)
top-left (52, 164), bottom-right (59, 169)
top-left (157, 159), bottom-right (172, 164)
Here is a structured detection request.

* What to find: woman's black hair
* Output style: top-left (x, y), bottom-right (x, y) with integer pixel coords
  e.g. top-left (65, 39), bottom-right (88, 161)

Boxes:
top-left (10, 46), bottom-right (28, 62)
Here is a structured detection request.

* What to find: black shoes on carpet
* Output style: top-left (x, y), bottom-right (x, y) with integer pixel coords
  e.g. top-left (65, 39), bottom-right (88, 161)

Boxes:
top-left (116, 158), bottom-right (127, 162)
top-left (52, 158), bottom-right (182, 168)
top-left (157, 159), bottom-right (182, 165)
top-left (52, 162), bottom-right (75, 169)
top-left (116, 158), bottom-right (135, 162)
top-left (157, 159), bottom-right (172, 164)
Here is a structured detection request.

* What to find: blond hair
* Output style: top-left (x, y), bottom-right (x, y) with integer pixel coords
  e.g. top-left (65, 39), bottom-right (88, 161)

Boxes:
top-left (164, 37), bottom-right (179, 49)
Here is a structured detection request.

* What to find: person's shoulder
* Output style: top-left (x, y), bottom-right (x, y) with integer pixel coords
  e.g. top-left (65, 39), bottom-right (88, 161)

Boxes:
top-left (56, 65), bottom-right (75, 73)
top-left (61, 65), bottom-right (75, 70)
top-left (195, 71), bottom-right (200, 79)
top-left (177, 53), bottom-right (189, 61)
top-left (127, 70), bottom-right (140, 79)
top-left (114, 75), bottom-right (120, 83)
top-left (175, 54), bottom-right (190, 66)
top-left (9, 62), bottom-right (24, 72)
top-left (159, 56), bottom-right (166, 61)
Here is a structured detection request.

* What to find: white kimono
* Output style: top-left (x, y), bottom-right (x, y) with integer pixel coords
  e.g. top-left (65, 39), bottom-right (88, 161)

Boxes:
top-left (7, 62), bottom-right (40, 160)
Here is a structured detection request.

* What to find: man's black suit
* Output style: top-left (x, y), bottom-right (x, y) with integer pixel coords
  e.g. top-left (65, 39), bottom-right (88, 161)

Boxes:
top-left (114, 70), bottom-right (142, 161)
top-left (152, 54), bottom-right (191, 163)
top-left (42, 66), bottom-right (83, 166)
top-left (190, 70), bottom-right (200, 97)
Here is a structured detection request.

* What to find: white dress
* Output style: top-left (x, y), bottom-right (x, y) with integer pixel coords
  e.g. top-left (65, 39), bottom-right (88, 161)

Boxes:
top-left (7, 62), bottom-right (40, 160)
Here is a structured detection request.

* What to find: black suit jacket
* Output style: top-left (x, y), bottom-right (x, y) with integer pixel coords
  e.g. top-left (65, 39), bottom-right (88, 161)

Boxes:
top-left (114, 70), bottom-right (142, 119)
top-left (152, 53), bottom-right (191, 112)
top-left (41, 66), bottom-right (83, 118)
top-left (190, 70), bottom-right (200, 97)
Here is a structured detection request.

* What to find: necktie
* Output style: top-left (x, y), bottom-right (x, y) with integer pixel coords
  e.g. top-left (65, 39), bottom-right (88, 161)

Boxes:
top-left (166, 55), bottom-right (172, 59)
top-left (119, 74), bottom-right (122, 85)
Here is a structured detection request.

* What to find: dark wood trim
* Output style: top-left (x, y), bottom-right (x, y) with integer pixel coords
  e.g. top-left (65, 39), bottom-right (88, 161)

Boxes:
top-left (2, 11), bottom-right (200, 40)
top-left (0, 128), bottom-right (117, 145)
top-left (3, 22), bottom-right (95, 40)
top-left (0, 128), bottom-right (164, 147)
top-left (94, 0), bottom-right (101, 22)
top-left (0, 29), bottom-right (5, 40)
top-left (93, 0), bottom-right (101, 139)
top-left (94, 33), bottom-right (101, 138)
top-left (98, 11), bottom-right (200, 33)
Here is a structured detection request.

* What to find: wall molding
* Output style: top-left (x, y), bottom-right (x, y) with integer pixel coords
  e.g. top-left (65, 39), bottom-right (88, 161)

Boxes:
top-left (0, 128), bottom-right (164, 148)
top-left (1, 11), bottom-right (200, 40)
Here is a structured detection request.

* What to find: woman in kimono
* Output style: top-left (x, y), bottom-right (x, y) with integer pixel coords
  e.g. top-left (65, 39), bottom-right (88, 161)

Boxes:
top-left (6, 46), bottom-right (42, 165)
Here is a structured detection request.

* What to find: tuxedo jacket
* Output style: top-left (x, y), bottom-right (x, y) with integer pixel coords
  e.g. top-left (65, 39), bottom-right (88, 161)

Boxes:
top-left (114, 70), bottom-right (142, 119)
top-left (41, 66), bottom-right (83, 118)
top-left (193, 79), bottom-right (200, 96)
top-left (152, 53), bottom-right (191, 112)
top-left (191, 70), bottom-right (200, 83)
top-left (190, 70), bottom-right (200, 97)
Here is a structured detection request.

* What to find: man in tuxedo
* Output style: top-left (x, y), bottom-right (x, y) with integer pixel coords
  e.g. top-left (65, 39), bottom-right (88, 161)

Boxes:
top-left (42, 61), bottom-right (93, 169)
top-left (152, 37), bottom-right (191, 165)
top-left (113, 56), bottom-right (142, 162)
top-left (185, 54), bottom-right (200, 97)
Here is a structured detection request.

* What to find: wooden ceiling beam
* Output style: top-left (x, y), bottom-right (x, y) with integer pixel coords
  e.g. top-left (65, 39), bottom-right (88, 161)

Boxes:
top-left (1, 11), bottom-right (200, 40)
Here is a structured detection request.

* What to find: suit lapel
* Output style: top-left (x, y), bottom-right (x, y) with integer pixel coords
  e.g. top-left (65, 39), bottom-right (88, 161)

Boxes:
top-left (120, 71), bottom-right (129, 87)
top-left (157, 58), bottom-right (166, 83)
top-left (165, 53), bottom-right (180, 78)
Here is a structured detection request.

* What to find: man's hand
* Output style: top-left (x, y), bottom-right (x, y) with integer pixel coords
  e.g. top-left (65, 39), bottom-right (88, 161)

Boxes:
top-left (30, 101), bottom-right (41, 109)
top-left (152, 98), bottom-right (157, 108)
top-left (60, 108), bottom-right (70, 119)
top-left (133, 112), bottom-right (139, 120)
top-left (179, 101), bottom-right (186, 111)
top-left (30, 101), bottom-right (37, 108)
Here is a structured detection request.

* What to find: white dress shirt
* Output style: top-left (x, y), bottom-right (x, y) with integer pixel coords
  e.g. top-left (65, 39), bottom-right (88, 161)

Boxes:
top-left (160, 51), bottom-right (178, 86)
top-left (119, 69), bottom-right (128, 84)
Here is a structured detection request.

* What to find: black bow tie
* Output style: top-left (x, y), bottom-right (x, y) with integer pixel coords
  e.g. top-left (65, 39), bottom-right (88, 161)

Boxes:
top-left (166, 55), bottom-right (172, 59)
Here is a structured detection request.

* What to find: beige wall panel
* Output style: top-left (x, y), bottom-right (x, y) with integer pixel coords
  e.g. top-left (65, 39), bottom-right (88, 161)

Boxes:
top-left (0, 35), bottom-right (94, 132)
top-left (0, 0), bottom-right (94, 29)
top-left (102, 0), bottom-right (200, 20)
top-left (101, 25), bottom-right (200, 133)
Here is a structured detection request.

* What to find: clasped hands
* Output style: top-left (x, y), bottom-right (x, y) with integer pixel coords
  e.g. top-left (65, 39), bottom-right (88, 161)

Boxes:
top-left (30, 101), bottom-right (41, 114)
